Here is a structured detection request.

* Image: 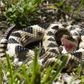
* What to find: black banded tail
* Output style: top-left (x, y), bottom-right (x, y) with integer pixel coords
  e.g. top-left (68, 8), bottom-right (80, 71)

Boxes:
top-left (4, 24), bottom-right (15, 39)
top-left (0, 24), bottom-right (15, 57)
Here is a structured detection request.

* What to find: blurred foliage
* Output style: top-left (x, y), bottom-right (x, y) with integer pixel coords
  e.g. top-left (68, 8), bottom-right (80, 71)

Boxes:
top-left (2, 0), bottom-right (44, 28)
top-left (0, 48), bottom-right (83, 83)
top-left (1, 0), bottom-right (84, 27)
top-left (0, 48), bottom-right (70, 84)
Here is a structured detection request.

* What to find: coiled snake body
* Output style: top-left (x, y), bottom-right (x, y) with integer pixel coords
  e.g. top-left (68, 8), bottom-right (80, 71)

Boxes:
top-left (0, 21), bottom-right (84, 71)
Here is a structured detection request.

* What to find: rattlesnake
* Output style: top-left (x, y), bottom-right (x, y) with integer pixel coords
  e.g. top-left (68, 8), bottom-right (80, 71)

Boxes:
top-left (0, 21), bottom-right (84, 71)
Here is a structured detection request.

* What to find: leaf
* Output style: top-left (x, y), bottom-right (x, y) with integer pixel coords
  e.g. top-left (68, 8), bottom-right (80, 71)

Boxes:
top-left (31, 48), bottom-right (41, 84)
top-left (0, 61), bottom-right (3, 84)
top-left (48, 56), bottom-right (68, 84)
top-left (48, 5), bottom-right (57, 9)
top-left (81, 76), bottom-right (84, 83)
top-left (65, 5), bottom-right (72, 12)
top-left (55, 1), bottom-right (65, 7)
top-left (6, 54), bottom-right (14, 84)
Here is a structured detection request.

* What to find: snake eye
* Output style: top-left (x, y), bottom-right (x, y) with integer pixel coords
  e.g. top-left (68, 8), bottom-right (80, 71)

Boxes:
top-left (62, 35), bottom-right (75, 41)
top-left (62, 35), bottom-right (69, 39)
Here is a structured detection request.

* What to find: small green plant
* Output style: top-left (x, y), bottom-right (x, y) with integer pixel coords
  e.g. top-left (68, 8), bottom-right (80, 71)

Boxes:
top-left (2, 0), bottom-right (44, 28)
top-left (41, 55), bottom-right (68, 84)
top-left (0, 48), bottom-right (70, 84)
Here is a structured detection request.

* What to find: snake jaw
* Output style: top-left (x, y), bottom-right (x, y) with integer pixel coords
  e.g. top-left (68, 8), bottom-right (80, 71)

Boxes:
top-left (61, 35), bottom-right (78, 53)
